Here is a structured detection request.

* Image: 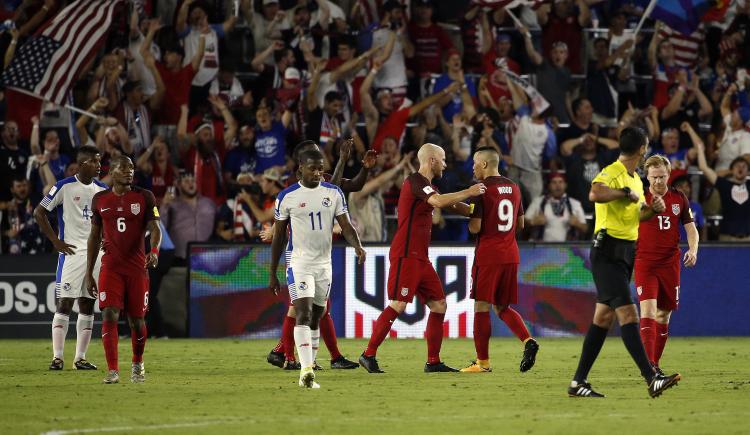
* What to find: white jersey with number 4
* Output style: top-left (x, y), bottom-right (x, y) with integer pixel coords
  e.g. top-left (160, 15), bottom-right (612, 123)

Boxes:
top-left (275, 182), bottom-right (348, 266)
top-left (40, 175), bottom-right (109, 253)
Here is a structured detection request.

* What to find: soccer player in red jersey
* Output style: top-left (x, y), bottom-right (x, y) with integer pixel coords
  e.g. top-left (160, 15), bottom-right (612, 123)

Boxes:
top-left (635, 155), bottom-right (699, 374)
top-left (359, 143), bottom-right (487, 373)
top-left (86, 156), bottom-right (162, 384)
top-left (461, 147), bottom-right (539, 373)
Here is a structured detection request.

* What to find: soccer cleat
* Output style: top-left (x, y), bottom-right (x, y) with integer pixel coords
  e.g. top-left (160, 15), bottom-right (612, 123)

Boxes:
top-left (652, 364), bottom-right (665, 377)
top-left (103, 370), bottom-right (120, 384)
top-left (267, 350), bottom-right (285, 368)
top-left (359, 353), bottom-right (384, 373)
top-left (520, 339), bottom-right (539, 372)
top-left (460, 360), bottom-right (492, 373)
top-left (298, 367), bottom-right (320, 389)
top-left (283, 360), bottom-right (301, 370)
top-left (312, 361), bottom-right (324, 371)
top-left (330, 355), bottom-right (360, 369)
top-left (49, 357), bottom-right (64, 371)
top-left (568, 381), bottom-right (605, 398)
top-left (74, 359), bottom-right (97, 370)
top-left (424, 362), bottom-right (460, 373)
top-left (131, 362), bottom-right (145, 383)
top-left (648, 373), bottom-right (681, 398)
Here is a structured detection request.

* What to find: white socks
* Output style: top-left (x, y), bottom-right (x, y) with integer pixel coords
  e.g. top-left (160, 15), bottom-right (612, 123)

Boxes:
top-left (75, 314), bottom-right (94, 361)
top-left (52, 313), bottom-right (69, 359)
top-left (294, 325), bottom-right (313, 369)
top-left (311, 329), bottom-right (320, 363)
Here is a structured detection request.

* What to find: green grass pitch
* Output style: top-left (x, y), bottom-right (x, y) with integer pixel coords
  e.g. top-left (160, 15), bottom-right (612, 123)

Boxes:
top-left (2, 337), bottom-right (749, 434)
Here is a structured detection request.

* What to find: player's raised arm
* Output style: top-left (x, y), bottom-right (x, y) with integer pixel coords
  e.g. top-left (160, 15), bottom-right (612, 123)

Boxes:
top-left (268, 218), bottom-right (289, 295)
top-left (336, 213), bottom-right (366, 265)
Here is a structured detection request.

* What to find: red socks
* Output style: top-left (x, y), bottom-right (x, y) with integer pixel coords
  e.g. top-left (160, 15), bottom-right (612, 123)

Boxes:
top-left (320, 312), bottom-right (342, 360)
top-left (640, 317), bottom-right (657, 363)
top-left (498, 307), bottom-right (530, 342)
top-left (281, 315), bottom-right (296, 360)
top-left (131, 322), bottom-right (147, 363)
top-left (426, 312), bottom-right (445, 364)
top-left (272, 338), bottom-right (284, 353)
top-left (365, 306), bottom-right (399, 357)
top-left (654, 322), bottom-right (669, 365)
top-left (102, 320), bottom-right (118, 371)
top-left (474, 311), bottom-right (491, 360)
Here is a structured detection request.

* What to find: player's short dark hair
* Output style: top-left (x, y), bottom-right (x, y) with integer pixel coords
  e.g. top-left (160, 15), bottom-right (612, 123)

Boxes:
top-left (619, 127), bottom-right (648, 156)
top-left (76, 145), bottom-right (100, 163)
top-left (324, 91), bottom-right (343, 103)
top-left (298, 148), bottom-right (325, 165)
top-left (294, 140), bottom-right (319, 159)
top-left (475, 146), bottom-right (499, 155)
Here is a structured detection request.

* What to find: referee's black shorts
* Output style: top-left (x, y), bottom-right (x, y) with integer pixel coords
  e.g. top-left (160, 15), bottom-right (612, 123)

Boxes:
top-left (590, 233), bottom-right (636, 309)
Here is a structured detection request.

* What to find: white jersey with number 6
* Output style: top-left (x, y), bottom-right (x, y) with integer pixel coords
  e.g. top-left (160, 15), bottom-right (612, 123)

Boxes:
top-left (274, 182), bottom-right (348, 266)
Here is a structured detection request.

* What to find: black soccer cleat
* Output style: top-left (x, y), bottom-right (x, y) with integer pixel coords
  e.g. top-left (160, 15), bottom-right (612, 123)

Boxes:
top-left (648, 373), bottom-right (681, 398)
top-left (283, 360), bottom-right (301, 370)
top-left (74, 359), bottom-right (97, 370)
top-left (568, 381), bottom-right (605, 398)
top-left (424, 362), bottom-right (460, 373)
top-left (359, 353), bottom-right (384, 373)
top-left (331, 355), bottom-right (360, 369)
top-left (312, 361), bottom-right (324, 371)
top-left (652, 364), bottom-right (665, 377)
top-left (520, 338), bottom-right (539, 372)
top-left (267, 350), bottom-right (285, 368)
top-left (49, 357), bottom-right (63, 371)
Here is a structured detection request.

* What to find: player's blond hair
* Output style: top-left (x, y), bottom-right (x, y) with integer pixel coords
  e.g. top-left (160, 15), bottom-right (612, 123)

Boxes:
top-left (417, 143), bottom-right (443, 164)
top-left (644, 154), bottom-right (671, 173)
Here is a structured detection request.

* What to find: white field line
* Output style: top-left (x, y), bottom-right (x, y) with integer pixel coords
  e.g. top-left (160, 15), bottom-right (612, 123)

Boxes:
top-left (40, 419), bottom-right (245, 435)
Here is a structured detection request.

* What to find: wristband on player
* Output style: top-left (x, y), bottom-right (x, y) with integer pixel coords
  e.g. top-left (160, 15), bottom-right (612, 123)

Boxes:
top-left (150, 247), bottom-right (159, 256)
top-left (621, 187), bottom-right (632, 197)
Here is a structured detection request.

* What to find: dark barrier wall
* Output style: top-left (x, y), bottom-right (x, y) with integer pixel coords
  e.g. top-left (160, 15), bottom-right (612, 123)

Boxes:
top-left (2, 244), bottom-right (746, 338)
top-left (186, 243), bottom-right (749, 339)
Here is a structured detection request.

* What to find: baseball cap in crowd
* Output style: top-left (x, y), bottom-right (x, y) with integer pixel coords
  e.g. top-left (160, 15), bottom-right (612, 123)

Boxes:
top-left (194, 122), bottom-right (213, 134)
top-left (178, 169), bottom-right (195, 179)
top-left (446, 48), bottom-right (461, 60)
top-left (552, 41), bottom-right (568, 50)
top-left (262, 168), bottom-right (284, 188)
top-left (284, 67), bottom-right (301, 84)
top-left (737, 106), bottom-right (750, 127)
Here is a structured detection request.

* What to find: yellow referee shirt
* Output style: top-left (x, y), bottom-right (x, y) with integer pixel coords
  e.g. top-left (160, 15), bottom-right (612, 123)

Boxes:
top-left (592, 160), bottom-right (645, 241)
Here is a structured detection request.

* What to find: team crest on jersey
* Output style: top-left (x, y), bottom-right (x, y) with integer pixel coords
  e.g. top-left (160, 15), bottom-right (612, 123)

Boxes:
top-left (322, 197), bottom-right (332, 207)
top-left (299, 282), bottom-right (308, 291)
top-left (401, 287), bottom-right (409, 296)
top-left (672, 204), bottom-right (680, 215)
top-left (636, 286), bottom-right (642, 296)
top-left (99, 292), bottom-right (106, 301)
top-left (131, 203), bottom-right (141, 215)
top-left (63, 283), bottom-right (71, 292)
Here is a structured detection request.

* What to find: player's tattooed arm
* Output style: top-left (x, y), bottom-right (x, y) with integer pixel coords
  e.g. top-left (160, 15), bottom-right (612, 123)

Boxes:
top-left (336, 213), bottom-right (366, 265)
top-left (145, 219), bottom-right (162, 269)
top-left (268, 219), bottom-right (290, 295)
top-left (85, 221), bottom-right (103, 297)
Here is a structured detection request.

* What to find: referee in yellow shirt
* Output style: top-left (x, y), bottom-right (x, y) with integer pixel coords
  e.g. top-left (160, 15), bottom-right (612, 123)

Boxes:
top-left (568, 127), bottom-right (681, 398)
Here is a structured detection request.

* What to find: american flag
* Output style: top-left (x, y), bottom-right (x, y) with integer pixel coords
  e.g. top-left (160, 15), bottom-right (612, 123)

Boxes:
top-left (2, 0), bottom-right (123, 106)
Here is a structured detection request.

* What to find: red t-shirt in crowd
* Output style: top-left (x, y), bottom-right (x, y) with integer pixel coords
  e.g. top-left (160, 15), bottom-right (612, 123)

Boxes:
top-left (155, 63), bottom-right (195, 125)
top-left (372, 108), bottom-right (411, 152)
top-left (389, 173), bottom-right (438, 260)
top-left (636, 189), bottom-right (693, 262)
top-left (407, 22), bottom-right (454, 76)
top-left (471, 176), bottom-right (523, 265)
top-left (92, 187), bottom-right (159, 272)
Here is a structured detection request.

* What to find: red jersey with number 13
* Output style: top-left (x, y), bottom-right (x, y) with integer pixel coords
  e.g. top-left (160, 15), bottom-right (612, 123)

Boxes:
top-left (92, 187), bottom-right (159, 272)
top-left (636, 189), bottom-right (693, 262)
top-left (389, 173), bottom-right (438, 260)
top-left (472, 176), bottom-right (523, 265)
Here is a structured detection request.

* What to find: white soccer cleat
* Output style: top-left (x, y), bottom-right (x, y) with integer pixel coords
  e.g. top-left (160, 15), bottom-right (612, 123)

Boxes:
top-left (131, 362), bottom-right (145, 383)
top-left (103, 370), bottom-right (119, 384)
top-left (298, 367), bottom-right (320, 389)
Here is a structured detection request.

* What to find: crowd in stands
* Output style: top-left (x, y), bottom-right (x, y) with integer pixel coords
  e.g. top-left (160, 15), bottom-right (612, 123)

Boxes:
top-left (1, 0), bottom-right (750, 256)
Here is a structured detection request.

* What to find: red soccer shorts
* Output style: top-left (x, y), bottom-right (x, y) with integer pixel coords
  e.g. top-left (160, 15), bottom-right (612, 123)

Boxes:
top-left (98, 267), bottom-right (150, 318)
top-left (634, 258), bottom-right (680, 311)
top-left (470, 263), bottom-right (519, 306)
top-left (387, 257), bottom-right (445, 304)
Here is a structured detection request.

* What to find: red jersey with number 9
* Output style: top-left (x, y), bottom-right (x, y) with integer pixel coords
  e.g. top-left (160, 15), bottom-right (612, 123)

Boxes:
top-left (91, 187), bottom-right (159, 272)
top-left (471, 176), bottom-right (523, 265)
top-left (636, 189), bottom-right (693, 262)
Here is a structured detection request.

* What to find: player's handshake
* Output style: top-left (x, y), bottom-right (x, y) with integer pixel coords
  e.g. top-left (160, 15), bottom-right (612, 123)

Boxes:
top-left (468, 183), bottom-right (487, 196)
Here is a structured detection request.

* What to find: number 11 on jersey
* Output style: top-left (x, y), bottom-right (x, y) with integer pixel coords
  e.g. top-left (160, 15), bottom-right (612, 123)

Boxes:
top-left (309, 211), bottom-right (322, 230)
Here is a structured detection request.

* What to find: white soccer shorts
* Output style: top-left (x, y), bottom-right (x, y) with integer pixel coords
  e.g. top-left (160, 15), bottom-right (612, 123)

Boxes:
top-left (56, 251), bottom-right (102, 300)
top-left (286, 262), bottom-right (332, 307)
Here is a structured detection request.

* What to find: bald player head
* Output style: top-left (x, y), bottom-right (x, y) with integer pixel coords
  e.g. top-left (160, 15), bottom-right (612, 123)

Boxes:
top-left (109, 155), bottom-right (135, 188)
top-left (472, 147), bottom-right (501, 181)
top-left (417, 143), bottom-right (447, 179)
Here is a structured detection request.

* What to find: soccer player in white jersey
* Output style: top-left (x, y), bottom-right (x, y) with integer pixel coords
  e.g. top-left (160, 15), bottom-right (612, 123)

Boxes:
top-left (269, 148), bottom-right (366, 389)
top-left (34, 145), bottom-right (108, 371)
